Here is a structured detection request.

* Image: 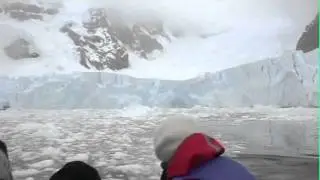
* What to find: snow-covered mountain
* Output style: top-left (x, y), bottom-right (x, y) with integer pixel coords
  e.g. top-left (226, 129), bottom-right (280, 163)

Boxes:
top-left (0, 0), bottom-right (317, 108)
top-left (0, 1), bottom-right (171, 74)
top-left (0, 0), bottom-right (317, 79)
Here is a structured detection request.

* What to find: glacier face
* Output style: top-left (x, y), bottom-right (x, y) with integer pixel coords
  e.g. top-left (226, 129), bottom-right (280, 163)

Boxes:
top-left (0, 50), bottom-right (317, 109)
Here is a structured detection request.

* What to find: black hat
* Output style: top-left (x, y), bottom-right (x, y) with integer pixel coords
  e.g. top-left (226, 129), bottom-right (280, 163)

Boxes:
top-left (50, 161), bottom-right (101, 180)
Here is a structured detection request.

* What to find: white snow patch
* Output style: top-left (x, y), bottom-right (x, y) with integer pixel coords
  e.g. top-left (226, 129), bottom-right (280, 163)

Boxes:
top-left (118, 105), bottom-right (153, 118)
top-left (29, 160), bottom-right (55, 169)
top-left (40, 147), bottom-right (63, 158)
top-left (15, 123), bottom-right (61, 138)
top-left (94, 161), bottom-right (107, 167)
top-left (304, 49), bottom-right (318, 66)
top-left (21, 152), bottom-right (39, 161)
top-left (66, 153), bottom-right (89, 162)
top-left (114, 164), bottom-right (147, 174)
top-left (111, 152), bottom-right (129, 160)
top-left (13, 169), bottom-right (40, 177)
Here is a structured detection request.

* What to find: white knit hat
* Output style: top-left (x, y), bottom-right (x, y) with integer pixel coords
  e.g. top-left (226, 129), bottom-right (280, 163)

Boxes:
top-left (153, 115), bottom-right (203, 162)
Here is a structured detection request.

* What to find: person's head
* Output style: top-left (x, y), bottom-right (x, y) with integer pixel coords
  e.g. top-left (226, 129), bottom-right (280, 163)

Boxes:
top-left (153, 115), bottom-right (204, 162)
top-left (50, 161), bottom-right (101, 180)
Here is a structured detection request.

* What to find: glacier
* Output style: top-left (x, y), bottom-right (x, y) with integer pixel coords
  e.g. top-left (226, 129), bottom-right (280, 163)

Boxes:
top-left (0, 50), bottom-right (317, 109)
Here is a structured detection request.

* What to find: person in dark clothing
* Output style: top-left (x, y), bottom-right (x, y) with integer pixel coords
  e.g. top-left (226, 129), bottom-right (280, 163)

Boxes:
top-left (0, 140), bottom-right (8, 157)
top-left (0, 140), bottom-right (13, 180)
top-left (153, 115), bottom-right (256, 180)
top-left (50, 161), bottom-right (101, 180)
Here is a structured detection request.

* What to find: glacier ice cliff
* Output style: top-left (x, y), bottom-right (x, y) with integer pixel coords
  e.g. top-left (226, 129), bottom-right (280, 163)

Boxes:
top-left (0, 50), bottom-right (317, 109)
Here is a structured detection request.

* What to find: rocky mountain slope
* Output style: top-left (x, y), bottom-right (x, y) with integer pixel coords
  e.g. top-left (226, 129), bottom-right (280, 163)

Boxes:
top-left (0, 2), bottom-right (170, 71)
top-left (0, 0), bottom-right (316, 79)
top-left (60, 8), bottom-right (169, 70)
top-left (296, 13), bottom-right (318, 53)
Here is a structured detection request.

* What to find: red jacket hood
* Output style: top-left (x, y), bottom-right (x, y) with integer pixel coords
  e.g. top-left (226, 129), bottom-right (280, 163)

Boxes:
top-left (167, 133), bottom-right (225, 179)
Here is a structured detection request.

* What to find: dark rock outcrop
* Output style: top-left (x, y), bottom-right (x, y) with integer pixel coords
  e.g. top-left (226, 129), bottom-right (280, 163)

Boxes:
top-left (0, 101), bottom-right (10, 111)
top-left (4, 38), bottom-right (40, 60)
top-left (60, 8), bottom-right (170, 70)
top-left (106, 12), bottom-right (169, 59)
top-left (60, 9), bottom-right (129, 70)
top-left (0, 2), bottom-right (58, 61)
top-left (0, 2), bottom-right (169, 71)
top-left (296, 14), bottom-right (318, 53)
top-left (0, 2), bottom-right (59, 21)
